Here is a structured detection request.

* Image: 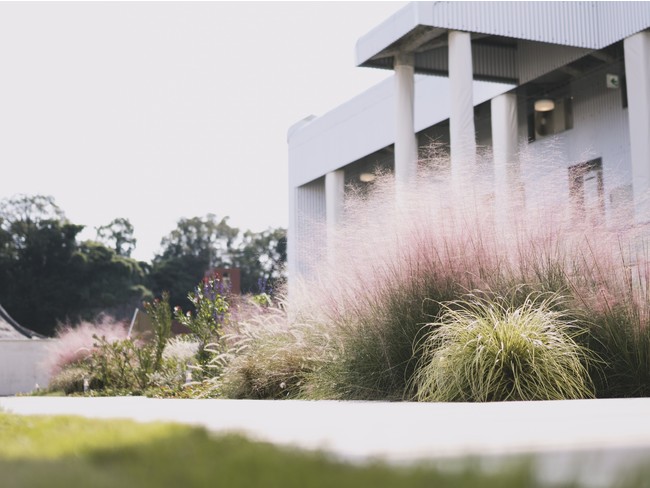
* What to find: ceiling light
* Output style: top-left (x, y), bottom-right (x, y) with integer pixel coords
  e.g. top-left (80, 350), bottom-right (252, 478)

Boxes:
top-left (359, 173), bottom-right (376, 183)
top-left (534, 99), bottom-right (555, 112)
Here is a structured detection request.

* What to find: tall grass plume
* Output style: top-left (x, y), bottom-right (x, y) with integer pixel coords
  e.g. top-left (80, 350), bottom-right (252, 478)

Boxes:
top-left (231, 144), bottom-right (650, 400)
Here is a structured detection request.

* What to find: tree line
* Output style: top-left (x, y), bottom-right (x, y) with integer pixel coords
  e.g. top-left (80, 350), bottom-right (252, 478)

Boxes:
top-left (0, 195), bottom-right (286, 336)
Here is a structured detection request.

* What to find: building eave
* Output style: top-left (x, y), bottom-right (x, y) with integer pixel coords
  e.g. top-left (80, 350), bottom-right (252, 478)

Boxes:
top-left (355, 2), bottom-right (650, 75)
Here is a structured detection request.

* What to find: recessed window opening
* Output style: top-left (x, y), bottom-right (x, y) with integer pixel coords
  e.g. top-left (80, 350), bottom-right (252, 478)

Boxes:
top-left (569, 158), bottom-right (604, 226)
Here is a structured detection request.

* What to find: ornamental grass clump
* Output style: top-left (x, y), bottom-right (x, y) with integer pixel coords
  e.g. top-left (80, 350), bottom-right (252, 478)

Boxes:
top-left (226, 144), bottom-right (650, 400)
top-left (45, 317), bottom-right (129, 377)
top-left (574, 239), bottom-right (650, 397)
top-left (217, 297), bottom-right (330, 399)
top-left (410, 294), bottom-right (595, 402)
top-left (290, 149), bottom-right (585, 400)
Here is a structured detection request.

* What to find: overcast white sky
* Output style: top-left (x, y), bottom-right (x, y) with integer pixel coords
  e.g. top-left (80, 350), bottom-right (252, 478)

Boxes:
top-left (0, 1), bottom-right (406, 261)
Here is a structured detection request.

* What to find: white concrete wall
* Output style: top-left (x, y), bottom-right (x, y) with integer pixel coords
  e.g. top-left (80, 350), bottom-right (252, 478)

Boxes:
top-left (0, 340), bottom-right (55, 396)
top-left (288, 75), bottom-right (511, 189)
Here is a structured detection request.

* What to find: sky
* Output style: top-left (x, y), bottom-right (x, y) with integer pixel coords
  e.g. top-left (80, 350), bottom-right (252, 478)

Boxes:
top-left (0, 1), bottom-right (406, 262)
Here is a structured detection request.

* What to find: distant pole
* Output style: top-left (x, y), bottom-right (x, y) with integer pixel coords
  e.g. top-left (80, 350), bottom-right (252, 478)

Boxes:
top-left (127, 308), bottom-right (139, 338)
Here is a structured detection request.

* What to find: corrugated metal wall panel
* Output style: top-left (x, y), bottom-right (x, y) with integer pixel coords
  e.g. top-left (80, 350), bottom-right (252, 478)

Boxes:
top-left (415, 43), bottom-right (517, 81)
top-left (430, 2), bottom-right (650, 50)
top-left (472, 43), bottom-right (517, 82)
top-left (294, 178), bottom-right (326, 280)
top-left (416, 39), bottom-right (588, 85)
top-left (596, 3), bottom-right (650, 47)
top-left (415, 47), bottom-right (447, 75)
top-left (517, 41), bottom-right (593, 84)
top-left (409, 3), bottom-right (649, 83)
top-left (428, 2), bottom-right (601, 48)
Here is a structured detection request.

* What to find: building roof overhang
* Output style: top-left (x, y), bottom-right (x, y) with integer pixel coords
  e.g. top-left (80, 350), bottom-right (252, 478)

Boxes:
top-left (0, 304), bottom-right (43, 340)
top-left (356, 1), bottom-right (650, 83)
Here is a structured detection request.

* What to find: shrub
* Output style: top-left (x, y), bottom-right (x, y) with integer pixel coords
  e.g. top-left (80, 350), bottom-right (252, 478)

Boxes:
top-left (44, 317), bottom-right (129, 377)
top-left (48, 322), bottom-right (189, 395)
top-left (410, 293), bottom-right (595, 402)
top-left (143, 292), bottom-right (173, 371)
top-left (47, 365), bottom-right (92, 395)
top-left (87, 336), bottom-right (155, 393)
top-left (175, 277), bottom-right (230, 368)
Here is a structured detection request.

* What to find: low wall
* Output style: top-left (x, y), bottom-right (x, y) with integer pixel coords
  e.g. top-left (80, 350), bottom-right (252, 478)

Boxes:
top-left (0, 340), bottom-right (56, 396)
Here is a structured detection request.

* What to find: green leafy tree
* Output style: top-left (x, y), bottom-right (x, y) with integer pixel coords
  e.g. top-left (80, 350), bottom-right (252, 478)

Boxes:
top-left (0, 194), bottom-right (64, 225)
top-left (233, 228), bottom-right (287, 293)
top-left (96, 218), bottom-right (137, 257)
top-left (0, 195), bottom-right (151, 336)
top-left (159, 214), bottom-right (239, 265)
top-left (150, 215), bottom-right (239, 308)
top-left (71, 241), bottom-right (152, 321)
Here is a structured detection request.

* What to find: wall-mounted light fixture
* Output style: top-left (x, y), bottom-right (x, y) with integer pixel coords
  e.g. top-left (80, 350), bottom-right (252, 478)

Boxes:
top-left (359, 173), bottom-right (376, 183)
top-left (534, 98), bottom-right (555, 112)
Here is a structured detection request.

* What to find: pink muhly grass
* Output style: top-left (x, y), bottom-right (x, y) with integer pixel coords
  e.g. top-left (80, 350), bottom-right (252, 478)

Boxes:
top-left (44, 317), bottom-right (129, 376)
top-left (287, 144), bottom-right (649, 399)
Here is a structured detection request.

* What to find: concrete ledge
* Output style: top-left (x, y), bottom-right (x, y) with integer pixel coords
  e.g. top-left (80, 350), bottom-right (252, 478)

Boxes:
top-left (1, 397), bottom-right (649, 461)
top-left (3, 397), bottom-right (650, 485)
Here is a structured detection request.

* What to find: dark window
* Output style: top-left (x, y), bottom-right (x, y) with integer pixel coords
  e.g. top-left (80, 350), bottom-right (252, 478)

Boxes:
top-left (569, 158), bottom-right (604, 225)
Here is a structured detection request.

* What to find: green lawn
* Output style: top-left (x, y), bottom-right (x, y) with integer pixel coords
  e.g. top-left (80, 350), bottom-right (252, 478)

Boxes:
top-left (0, 412), bottom-right (645, 488)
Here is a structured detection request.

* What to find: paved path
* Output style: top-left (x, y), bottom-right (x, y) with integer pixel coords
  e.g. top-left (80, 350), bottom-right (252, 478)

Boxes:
top-left (2, 397), bottom-right (650, 485)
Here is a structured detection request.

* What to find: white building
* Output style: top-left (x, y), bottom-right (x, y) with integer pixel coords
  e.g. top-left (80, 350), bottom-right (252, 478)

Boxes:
top-left (287, 1), bottom-right (650, 284)
top-left (0, 304), bottom-right (51, 395)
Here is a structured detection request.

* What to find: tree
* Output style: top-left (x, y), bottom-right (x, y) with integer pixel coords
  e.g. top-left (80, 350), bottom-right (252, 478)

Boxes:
top-left (150, 214), bottom-right (239, 308)
top-left (96, 217), bottom-right (137, 257)
top-left (0, 195), bottom-right (151, 336)
top-left (149, 217), bottom-right (287, 304)
top-left (0, 194), bottom-right (64, 225)
top-left (158, 214), bottom-right (239, 265)
top-left (0, 214), bottom-right (85, 335)
top-left (71, 241), bottom-right (151, 321)
top-left (233, 228), bottom-right (287, 293)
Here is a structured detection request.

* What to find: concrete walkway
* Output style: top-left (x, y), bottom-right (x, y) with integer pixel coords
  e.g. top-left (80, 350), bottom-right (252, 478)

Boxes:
top-left (2, 397), bottom-right (650, 485)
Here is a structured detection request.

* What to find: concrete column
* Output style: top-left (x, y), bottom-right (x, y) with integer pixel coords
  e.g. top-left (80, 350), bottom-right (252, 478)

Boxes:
top-left (287, 180), bottom-right (326, 298)
top-left (491, 92), bottom-right (522, 224)
top-left (624, 31), bottom-right (650, 223)
top-left (448, 30), bottom-right (476, 186)
top-left (394, 52), bottom-right (418, 188)
top-left (326, 170), bottom-right (345, 262)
